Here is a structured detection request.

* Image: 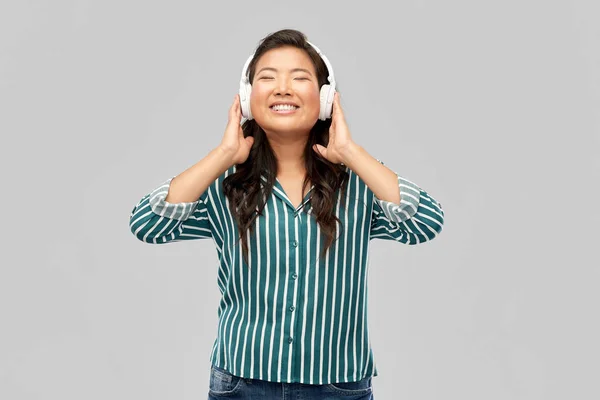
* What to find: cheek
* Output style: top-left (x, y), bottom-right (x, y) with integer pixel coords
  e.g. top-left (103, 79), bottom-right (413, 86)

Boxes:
top-left (306, 90), bottom-right (321, 111)
top-left (250, 85), bottom-right (269, 103)
top-left (303, 86), bottom-right (321, 102)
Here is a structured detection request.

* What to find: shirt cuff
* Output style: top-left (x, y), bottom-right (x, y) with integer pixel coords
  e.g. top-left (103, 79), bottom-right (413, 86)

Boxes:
top-left (374, 158), bottom-right (421, 223)
top-left (374, 175), bottom-right (421, 223)
top-left (148, 176), bottom-right (199, 221)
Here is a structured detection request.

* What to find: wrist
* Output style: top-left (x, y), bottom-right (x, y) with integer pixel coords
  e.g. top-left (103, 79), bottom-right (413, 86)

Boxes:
top-left (215, 145), bottom-right (235, 158)
top-left (340, 142), bottom-right (363, 168)
top-left (213, 146), bottom-right (237, 168)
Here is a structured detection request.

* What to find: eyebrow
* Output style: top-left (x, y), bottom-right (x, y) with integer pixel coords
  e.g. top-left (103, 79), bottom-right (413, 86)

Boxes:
top-left (256, 67), bottom-right (313, 76)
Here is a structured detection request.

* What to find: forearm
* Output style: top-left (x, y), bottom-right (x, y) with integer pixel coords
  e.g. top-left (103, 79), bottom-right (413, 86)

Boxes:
top-left (165, 147), bottom-right (234, 203)
top-left (341, 143), bottom-right (401, 205)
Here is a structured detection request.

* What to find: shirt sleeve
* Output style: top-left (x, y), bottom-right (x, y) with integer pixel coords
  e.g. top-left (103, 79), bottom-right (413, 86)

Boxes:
top-left (129, 176), bottom-right (213, 244)
top-left (369, 160), bottom-right (444, 244)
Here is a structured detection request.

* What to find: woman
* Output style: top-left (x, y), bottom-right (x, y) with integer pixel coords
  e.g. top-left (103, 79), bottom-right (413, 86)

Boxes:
top-left (129, 28), bottom-right (444, 400)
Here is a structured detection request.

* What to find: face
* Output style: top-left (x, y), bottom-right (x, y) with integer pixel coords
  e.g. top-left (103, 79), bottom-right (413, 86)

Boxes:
top-left (250, 46), bottom-right (321, 137)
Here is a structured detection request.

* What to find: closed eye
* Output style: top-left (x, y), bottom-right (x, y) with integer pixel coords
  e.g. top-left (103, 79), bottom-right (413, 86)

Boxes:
top-left (258, 77), bottom-right (310, 80)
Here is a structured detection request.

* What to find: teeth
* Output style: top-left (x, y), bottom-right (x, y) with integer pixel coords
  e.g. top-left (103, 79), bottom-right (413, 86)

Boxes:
top-left (271, 104), bottom-right (298, 111)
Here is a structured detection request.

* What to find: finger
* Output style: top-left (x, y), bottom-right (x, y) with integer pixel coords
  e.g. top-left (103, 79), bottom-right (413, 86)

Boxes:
top-left (230, 95), bottom-right (239, 120)
top-left (229, 95), bottom-right (236, 111)
top-left (334, 92), bottom-right (343, 113)
top-left (331, 93), bottom-right (339, 117)
top-left (236, 95), bottom-right (243, 117)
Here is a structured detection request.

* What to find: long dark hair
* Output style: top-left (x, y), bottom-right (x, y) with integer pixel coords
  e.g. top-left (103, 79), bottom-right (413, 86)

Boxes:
top-left (223, 28), bottom-right (349, 265)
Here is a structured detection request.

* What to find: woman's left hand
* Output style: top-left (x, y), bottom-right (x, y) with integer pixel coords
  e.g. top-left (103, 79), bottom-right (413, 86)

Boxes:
top-left (313, 92), bottom-right (357, 164)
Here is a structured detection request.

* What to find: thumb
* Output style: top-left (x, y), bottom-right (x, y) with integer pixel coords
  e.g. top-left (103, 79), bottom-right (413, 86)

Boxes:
top-left (313, 144), bottom-right (326, 158)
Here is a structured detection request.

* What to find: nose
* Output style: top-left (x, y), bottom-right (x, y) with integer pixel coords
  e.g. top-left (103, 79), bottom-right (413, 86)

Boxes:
top-left (274, 77), bottom-right (293, 96)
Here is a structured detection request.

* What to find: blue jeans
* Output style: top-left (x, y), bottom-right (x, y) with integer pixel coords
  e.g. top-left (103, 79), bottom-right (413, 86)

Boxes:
top-left (208, 364), bottom-right (374, 399)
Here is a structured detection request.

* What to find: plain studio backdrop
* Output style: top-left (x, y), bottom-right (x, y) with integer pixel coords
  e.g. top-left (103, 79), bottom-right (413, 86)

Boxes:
top-left (1, 1), bottom-right (598, 399)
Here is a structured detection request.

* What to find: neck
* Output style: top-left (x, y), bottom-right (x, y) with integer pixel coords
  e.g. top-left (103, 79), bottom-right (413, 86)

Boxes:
top-left (266, 133), bottom-right (308, 175)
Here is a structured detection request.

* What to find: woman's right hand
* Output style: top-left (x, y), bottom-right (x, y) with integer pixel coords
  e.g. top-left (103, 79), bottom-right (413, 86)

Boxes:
top-left (218, 94), bottom-right (254, 165)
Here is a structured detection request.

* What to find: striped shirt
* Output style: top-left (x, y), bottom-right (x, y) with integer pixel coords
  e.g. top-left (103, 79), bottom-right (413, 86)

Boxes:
top-left (129, 160), bottom-right (444, 384)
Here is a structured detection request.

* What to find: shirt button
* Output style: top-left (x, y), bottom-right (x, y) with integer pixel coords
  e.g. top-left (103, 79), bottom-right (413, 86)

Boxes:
top-left (289, 305), bottom-right (295, 312)
top-left (292, 240), bottom-right (298, 247)
top-left (291, 273), bottom-right (298, 280)
top-left (288, 337), bottom-right (293, 344)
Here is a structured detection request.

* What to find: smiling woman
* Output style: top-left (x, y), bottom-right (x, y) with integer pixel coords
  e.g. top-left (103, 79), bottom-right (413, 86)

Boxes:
top-left (128, 28), bottom-right (444, 400)
top-left (229, 30), bottom-right (345, 266)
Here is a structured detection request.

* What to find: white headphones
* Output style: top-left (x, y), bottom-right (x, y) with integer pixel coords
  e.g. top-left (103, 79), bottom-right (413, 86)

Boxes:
top-left (239, 40), bottom-right (336, 122)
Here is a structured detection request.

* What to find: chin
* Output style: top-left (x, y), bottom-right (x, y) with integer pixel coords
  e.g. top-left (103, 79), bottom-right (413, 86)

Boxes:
top-left (262, 124), bottom-right (309, 134)
top-left (259, 122), bottom-right (314, 136)
top-left (255, 113), bottom-right (315, 131)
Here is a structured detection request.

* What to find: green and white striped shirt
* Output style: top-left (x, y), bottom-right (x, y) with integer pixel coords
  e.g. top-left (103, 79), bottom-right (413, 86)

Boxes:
top-left (129, 160), bottom-right (444, 385)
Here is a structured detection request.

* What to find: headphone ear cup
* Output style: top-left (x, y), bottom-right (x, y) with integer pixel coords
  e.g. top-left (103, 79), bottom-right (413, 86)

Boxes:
top-left (319, 84), bottom-right (334, 120)
top-left (239, 83), bottom-right (253, 120)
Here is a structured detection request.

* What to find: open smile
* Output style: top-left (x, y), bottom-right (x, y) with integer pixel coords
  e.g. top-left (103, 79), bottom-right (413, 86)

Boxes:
top-left (269, 105), bottom-right (300, 115)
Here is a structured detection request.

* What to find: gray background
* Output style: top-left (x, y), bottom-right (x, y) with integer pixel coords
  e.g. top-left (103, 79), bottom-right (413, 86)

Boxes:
top-left (1, 0), bottom-right (598, 399)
